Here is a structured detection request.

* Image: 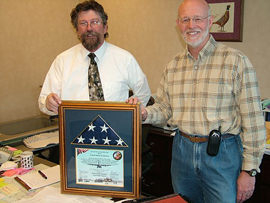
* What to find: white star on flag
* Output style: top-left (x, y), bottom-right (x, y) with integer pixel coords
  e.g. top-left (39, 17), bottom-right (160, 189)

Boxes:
top-left (103, 137), bottom-right (111, 145)
top-left (77, 135), bottom-right (85, 143)
top-left (116, 139), bottom-right (124, 146)
top-left (88, 123), bottom-right (96, 132)
top-left (100, 124), bottom-right (109, 133)
top-left (90, 136), bottom-right (98, 144)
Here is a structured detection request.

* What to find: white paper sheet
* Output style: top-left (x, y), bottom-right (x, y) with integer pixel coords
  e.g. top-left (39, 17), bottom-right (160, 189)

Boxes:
top-left (13, 186), bottom-right (114, 203)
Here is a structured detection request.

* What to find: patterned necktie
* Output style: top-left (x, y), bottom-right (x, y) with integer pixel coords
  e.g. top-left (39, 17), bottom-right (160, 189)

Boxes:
top-left (88, 53), bottom-right (104, 101)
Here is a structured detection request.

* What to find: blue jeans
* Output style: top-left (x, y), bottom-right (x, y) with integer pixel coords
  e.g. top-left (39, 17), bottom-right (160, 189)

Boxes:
top-left (171, 131), bottom-right (243, 203)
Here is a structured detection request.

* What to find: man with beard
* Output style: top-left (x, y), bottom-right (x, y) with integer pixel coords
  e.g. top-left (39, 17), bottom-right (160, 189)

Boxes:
top-left (39, 0), bottom-right (151, 115)
top-left (127, 0), bottom-right (266, 202)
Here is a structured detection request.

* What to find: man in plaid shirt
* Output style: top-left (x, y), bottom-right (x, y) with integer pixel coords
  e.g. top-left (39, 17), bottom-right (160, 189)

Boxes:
top-left (128, 0), bottom-right (266, 202)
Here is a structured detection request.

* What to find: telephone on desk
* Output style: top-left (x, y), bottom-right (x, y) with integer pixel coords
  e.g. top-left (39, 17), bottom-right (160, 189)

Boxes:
top-left (23, 131), bottom-right (59, 149)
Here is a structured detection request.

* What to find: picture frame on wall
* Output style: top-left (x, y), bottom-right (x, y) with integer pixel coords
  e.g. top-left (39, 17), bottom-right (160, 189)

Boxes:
top-left (58, 101), bottom-right (141, 199)
top-left (206, 0), bottom-right (244, 42)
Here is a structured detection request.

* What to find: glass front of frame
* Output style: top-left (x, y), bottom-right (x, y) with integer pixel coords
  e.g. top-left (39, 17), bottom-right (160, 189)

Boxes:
top-left (206, 0), bottom-right (243, 41)
top-left (59, 101), bottom-right (141, 199)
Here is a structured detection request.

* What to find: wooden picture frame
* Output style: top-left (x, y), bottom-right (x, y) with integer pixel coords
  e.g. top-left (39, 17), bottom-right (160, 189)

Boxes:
top-left (206, 0), bottom-right (244, 42)
top-left (58, 101), bottom-right (141, 199)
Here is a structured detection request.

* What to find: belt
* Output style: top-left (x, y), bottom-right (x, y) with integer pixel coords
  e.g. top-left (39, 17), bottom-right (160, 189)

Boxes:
top-left (180, 131), bottom-right (235, 143)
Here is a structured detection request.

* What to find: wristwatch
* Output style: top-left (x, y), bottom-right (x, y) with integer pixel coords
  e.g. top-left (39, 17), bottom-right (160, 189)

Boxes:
top-left (244, 169), bottom-right (257, 177)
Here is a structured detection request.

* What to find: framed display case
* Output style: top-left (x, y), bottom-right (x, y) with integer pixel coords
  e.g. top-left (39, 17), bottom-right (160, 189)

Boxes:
top-left (58, 101), bottom-right (141, 199)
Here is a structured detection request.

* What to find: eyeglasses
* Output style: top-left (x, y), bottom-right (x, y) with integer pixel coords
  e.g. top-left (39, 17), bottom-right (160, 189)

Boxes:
top-left (178, 16), bottom-right (210, 25)
top-left (78, 20), bottom-right (102, 28)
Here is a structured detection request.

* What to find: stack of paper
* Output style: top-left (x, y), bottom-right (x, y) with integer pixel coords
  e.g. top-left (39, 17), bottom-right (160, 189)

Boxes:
top-left (13, 186), bottom-right (114, 203)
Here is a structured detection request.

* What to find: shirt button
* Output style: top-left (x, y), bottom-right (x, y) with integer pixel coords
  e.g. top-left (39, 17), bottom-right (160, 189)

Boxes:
top-left (192, 98), bottom-right (195, 101)
top-left (194, 66), bottom-right (198, 70)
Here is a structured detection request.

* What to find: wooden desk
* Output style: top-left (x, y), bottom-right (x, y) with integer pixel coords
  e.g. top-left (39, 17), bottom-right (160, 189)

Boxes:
top-left (0, 156), bottom-right (57, 202)
top-left (142, 127), bottom-right (175, 197)
top-left (34, 155), bottom-right (57, 167)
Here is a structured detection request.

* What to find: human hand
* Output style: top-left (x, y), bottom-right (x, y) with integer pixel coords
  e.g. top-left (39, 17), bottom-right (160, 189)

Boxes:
top-left (126, 97), bottom-right (148, 121)
top-left (45, 93), bottom-right (61, 114)
top-left (236, 171), bottom-right (255, 203)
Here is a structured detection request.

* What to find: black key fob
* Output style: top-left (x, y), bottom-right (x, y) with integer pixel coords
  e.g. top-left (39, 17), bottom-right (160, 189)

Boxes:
top-left (207, 129), bottom-right (221, 156)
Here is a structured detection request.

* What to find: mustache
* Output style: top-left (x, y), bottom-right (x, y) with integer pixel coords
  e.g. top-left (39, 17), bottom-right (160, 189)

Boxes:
top-left (82, 31), bottom-right (99, 37)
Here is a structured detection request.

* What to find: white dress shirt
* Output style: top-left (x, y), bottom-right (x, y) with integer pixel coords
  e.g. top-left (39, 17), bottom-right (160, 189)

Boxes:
top-left (39, 41), bottom-right (151, 115)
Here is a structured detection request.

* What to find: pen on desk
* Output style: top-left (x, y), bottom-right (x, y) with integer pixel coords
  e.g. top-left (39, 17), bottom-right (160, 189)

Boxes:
top-left (38, 170), bottom-right (47, 179)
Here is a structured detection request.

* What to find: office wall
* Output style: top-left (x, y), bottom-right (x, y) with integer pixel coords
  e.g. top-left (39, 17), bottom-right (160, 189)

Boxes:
top-left (0, 0), bottom-right (79, 122)
top-left (1, 0), bottom-right (270, 123)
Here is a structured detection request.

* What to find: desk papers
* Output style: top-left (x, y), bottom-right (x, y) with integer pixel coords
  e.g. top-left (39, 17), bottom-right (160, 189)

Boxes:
top-left (13, 186), bottom-right (114, 203)
top-left (14, 165), bottom-right (60, 191)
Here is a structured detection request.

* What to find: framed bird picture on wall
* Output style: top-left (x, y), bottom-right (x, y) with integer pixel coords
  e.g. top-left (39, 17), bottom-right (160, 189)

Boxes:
top-left (206, 0), bottom-right (244, 42)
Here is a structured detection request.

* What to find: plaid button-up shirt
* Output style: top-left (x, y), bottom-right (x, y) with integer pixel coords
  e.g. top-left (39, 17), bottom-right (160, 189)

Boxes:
top-left (146, 35), bottom-right (266, 171)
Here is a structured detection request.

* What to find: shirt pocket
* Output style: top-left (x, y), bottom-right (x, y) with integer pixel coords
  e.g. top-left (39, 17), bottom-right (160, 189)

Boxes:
top-left (102, 82), bottom-right (129, 101)
top-left (200, 78), bottom-right (234, 110)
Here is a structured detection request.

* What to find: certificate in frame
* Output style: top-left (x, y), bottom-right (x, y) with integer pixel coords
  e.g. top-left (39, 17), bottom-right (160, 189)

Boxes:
top-left (58, 101), bottom-right (141, 199)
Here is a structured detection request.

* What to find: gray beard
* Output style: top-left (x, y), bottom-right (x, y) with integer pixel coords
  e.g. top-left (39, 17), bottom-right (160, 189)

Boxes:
top-left (182, 24), bottom-right (210, 48)
top-left (182, 29), bottom-right (209, 48)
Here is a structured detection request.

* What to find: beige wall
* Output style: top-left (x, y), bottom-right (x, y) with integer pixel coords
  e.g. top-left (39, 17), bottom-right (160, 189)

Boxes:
top-left (1, 0), bottom-right (270, 123)
top-left (0, 0), bottom-right (79, 122)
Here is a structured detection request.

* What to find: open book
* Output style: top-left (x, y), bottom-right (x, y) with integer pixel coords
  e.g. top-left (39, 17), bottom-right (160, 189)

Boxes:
top-left (14, 165), bottom-right (60, 191)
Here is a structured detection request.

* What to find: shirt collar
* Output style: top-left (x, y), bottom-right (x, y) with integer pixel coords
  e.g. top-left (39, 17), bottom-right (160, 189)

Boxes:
top-left (199, 35), bottom-right (217, 59)
top-left (186, 35), bottom-right (217, 61)
top-left (80, 41), bottom-right (107, 63)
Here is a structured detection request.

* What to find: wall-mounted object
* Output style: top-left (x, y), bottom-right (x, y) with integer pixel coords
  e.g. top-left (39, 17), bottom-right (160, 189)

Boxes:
top-left (207, 0), bottom-right (244, 42)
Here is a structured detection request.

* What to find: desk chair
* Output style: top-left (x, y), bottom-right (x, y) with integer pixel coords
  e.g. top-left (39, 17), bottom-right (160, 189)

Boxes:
top-left (141, 93), bottom-right (155, 175)
top-left (140, 96), bottom-right (155, 198)
top-left (141, 123), bottom-right (154, 175)
top-left (128, 90), bottom-right (155, 176)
